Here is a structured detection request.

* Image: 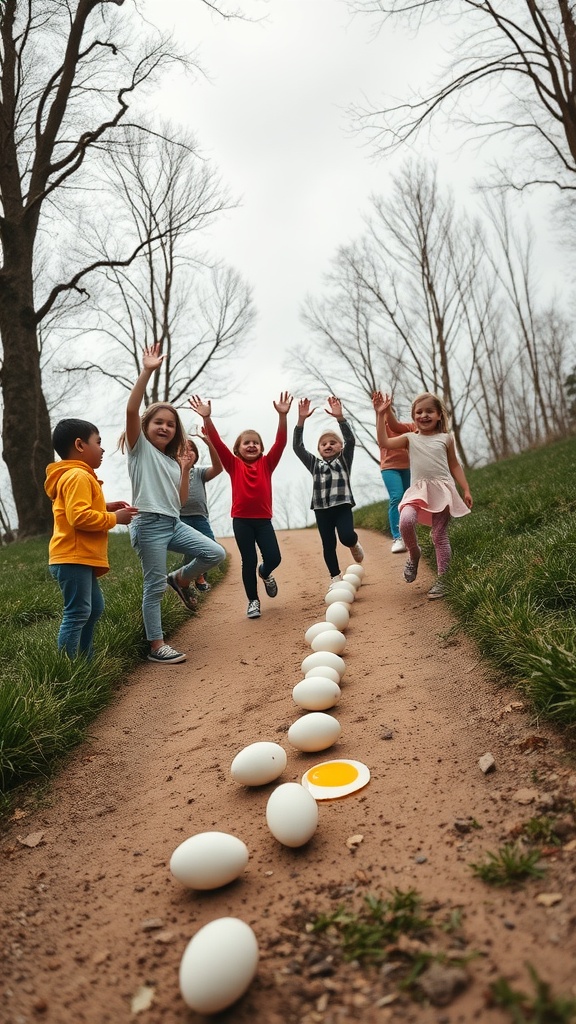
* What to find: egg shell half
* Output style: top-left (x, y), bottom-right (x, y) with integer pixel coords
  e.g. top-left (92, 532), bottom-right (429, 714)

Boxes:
top-left (346, 563), bottom-right (365, 578)
top-left (288, 712), bottom-right (342, 752)
top-left (302, 651), bottom-right (346, 677)
top-left (231, 741), bottom-right (287, 786)
top-left (292, 677), bottom-right (341, 710)
top-left (305, 621), bottom-right (338, 645)
top-left (305, 665), bottom-right (342, 684)
top-left (325, 603), bottom-right (350, 630)
top-left (325, 588), bottom-right (354, 607)
top-left (179, 917), bottom-right (259, 1013)
top-left (266, 782), bottom-right (319, 847)
top-left (170, 832), bottom-right (249, 890)
top-left (311, 629), bottom-right (347, 656)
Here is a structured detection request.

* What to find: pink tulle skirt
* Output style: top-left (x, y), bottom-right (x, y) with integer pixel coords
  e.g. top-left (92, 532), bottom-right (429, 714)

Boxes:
top-left (399, 479), bottom-right (470, 527)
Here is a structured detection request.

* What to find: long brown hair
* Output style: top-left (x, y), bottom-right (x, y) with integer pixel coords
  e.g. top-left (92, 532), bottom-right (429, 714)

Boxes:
top-left (119, 403), bottom-right (187, 458)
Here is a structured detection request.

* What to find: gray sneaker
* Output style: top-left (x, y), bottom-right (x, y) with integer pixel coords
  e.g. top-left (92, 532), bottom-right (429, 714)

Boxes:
top-left (247, 599), bottom-right (261, 618)
top-left (258, 565), bottom-right (278, 598)
top-left (147, 644), bottom-right (186, 664)
top-left (403, 557), bottom-right (420, 583)
top-left (349, 542), bottom-right (364, 563)
top-left (167, 572), bottom-right (198, 611)
top-left (427, 578), bottom-right (445, 600)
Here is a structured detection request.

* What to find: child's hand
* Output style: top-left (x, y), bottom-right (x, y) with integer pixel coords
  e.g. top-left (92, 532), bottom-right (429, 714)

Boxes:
top-left (326, 396), bottom-right (343, 419)
top-left (372, 391), bottom-right (391, 415)
top-left (297, 398), bottom-right (315, 420)
top-left (189, 395), bottom-right (211, 418)
top-left (106, 501), bottom-right (131, 512)
top-left (179, 448), bottom-right (196, 471)
top-left (464, 490), bottom-right (473, 509)
top-left (114, 505), bottom-right (139, 525)
top-left (142, 343), bottom-right (164, 373)
top-left (274, 391), bottom-right (293, 415)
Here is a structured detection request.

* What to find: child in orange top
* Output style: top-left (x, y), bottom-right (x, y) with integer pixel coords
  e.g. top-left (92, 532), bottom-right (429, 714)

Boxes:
top-left (45, 418), bottom-right (138, 658)
top-left (374, 392), bottom-right (416, 553)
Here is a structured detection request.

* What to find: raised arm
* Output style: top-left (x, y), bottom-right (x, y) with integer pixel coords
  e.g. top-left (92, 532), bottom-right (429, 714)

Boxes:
top-left (372, 392), bottom-right (409, 451)
top-left (188, 396), bottom-right (235, 474)
top-left (126, 344), bottom-right (164, 450)
top-left (447, 438), bottom-right (473, 508)
top-left (198, 428), bottom-right (223, 482)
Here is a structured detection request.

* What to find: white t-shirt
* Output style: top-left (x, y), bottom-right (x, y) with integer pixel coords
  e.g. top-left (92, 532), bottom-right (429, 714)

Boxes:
top-left (127, 431), bottom-right (182, 518)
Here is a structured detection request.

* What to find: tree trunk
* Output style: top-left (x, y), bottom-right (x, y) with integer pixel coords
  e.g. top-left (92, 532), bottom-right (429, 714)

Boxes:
top-left (0, 241), bottom-right (53, 537)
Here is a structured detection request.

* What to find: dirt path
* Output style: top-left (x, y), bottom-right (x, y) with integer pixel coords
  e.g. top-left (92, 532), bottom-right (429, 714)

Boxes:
top-left (2, 528), bottom-right (576, 1024)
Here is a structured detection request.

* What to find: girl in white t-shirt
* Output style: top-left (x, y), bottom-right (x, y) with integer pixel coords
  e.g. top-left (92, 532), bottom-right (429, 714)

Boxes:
top-left (123, 344), bottom-right (226, 664)
top-left (373, 391), bottom-right (472, 600)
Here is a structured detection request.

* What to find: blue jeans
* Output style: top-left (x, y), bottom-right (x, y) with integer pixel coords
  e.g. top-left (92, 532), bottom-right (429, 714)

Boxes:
top-left (49, 564), bottom-right (105, 659)
top-left (180, 514), bottom-right (216, 541)
top-left (130, 513), bottom-right (226, 641)
top-left (382, 469), bottom-right (411, 539)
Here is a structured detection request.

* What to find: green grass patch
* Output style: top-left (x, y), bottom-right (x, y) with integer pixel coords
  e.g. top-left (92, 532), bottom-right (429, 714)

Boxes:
top-left (469, 844), bottom-right (545, 886)
top-left (0, 532), bottom-right (229, 797)
top-left (310, 888), bottom-right (431, 963)
top-left (488, 963), bottom-right (576, 1023)
top-left (355, 435), bottom-right (576, 723)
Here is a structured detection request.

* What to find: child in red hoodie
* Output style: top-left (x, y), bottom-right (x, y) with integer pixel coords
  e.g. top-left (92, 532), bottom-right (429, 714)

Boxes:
top-left (189, 393), bottom-right (293, 619)
top-left (45, 418), bottom-right (137, 658)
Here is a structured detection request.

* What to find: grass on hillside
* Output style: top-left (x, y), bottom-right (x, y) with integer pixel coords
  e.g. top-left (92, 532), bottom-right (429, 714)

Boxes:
top-left (0, 533), bottom-right (229, 799)
top-left (355, 435), bottom-right (576, 725)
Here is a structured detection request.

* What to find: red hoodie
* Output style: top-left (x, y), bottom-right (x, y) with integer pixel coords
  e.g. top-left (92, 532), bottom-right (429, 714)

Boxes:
top-left (205, 421), bottom-right (286, 519)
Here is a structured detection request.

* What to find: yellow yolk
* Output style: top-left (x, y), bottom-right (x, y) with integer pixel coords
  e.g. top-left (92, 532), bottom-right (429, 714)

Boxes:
top-left (308, 762), bottom-right (359, 788)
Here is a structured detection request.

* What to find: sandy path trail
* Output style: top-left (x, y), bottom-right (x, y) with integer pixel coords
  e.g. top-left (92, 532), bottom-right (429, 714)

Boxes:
top-left (1, 527), bottom-right (575, 1024)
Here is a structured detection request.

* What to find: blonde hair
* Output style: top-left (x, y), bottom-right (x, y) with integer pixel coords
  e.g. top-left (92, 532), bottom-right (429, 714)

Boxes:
top-left (233, 429), bottom-right (265, 459)
top-left (411, 392), bottom-right (450, 433)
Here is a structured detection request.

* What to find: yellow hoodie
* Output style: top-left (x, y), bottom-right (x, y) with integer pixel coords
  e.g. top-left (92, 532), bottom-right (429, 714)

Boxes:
top-left (44, 460), bottom-right (117, 576)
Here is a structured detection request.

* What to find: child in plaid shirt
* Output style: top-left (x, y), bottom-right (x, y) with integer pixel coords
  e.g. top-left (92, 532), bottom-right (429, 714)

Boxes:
top-left (293, 396), bottom-right (364, 584)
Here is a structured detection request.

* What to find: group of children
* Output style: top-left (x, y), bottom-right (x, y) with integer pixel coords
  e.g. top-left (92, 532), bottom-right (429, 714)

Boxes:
top-left (45, 344), bottom-right (472, 664)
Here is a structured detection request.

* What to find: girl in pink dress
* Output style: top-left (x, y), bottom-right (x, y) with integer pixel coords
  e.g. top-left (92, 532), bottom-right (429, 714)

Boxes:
top-left (373, 391), bottom-right (472, 600)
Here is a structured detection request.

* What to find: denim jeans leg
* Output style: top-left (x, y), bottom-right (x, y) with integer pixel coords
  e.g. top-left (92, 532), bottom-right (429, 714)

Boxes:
top-left (382, 469), bottom-right (411, 539)
top-left (130, 514), bottom-right (172, 642)
top-left (169, 519), bottom-right (226, 584)
top-left (49, 563), bottom-right (102, 658)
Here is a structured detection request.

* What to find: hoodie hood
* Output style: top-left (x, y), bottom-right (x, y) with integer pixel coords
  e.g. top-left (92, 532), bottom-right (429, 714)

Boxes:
top-left (45, 459), bottom-right (99, 500)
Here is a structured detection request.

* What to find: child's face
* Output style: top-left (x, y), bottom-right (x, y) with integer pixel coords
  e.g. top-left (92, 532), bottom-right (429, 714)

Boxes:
top-left (185, 441), bottom-right (199, 465)
top-left (238, 433), bottom-right (262, 462)
top-left (77, 431), bottom-right (104, 469)
top-left (146, 409), bottom-right (177, 452)
top-left (318, 436), bottom-right (343, 460)
top-left (413, 398), bottom-right (441, 433)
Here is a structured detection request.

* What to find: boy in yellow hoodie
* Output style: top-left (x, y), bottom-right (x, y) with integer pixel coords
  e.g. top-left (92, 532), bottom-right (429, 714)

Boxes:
top-left (45, 419), bottom-right (138, 658)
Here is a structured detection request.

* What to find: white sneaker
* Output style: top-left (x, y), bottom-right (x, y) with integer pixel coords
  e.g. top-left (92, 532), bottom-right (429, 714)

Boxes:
top-left (391, 537), bottom-right (407, 554)
top-left (329, 574), bottom-right (343, 589)
top-left (247, 599), bottom-right (261, 619)
top-left (147, 644), bottom-right (186, 664)
top-left (349, 542), bottom-right (364, 563)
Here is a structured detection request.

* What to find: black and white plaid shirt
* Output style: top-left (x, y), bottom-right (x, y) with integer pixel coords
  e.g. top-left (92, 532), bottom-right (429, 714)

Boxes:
top-left (293, 419), bottom-right (356, 510)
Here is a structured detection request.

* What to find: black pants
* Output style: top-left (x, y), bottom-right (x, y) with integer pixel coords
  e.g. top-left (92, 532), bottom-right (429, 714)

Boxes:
top-left (232, 518), bottom-right (281, 601)
top-left (314, 504), bottom-right (357, 577)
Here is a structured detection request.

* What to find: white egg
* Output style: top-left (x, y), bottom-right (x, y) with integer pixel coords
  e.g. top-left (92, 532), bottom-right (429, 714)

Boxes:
top-left (304, 621), bottom-right (338, 644)
top-left (305, 665), bottom-right (342, 684)
top-left (346, 563), bottom-right (365, 578)
top-left (170, 832), bottom-right (249, 890)
top-left (266, 782), bottom-right (319, 847)
top-left (179, 917), bottom-right (259, 1013)
top-left (333, 580), bottom-right (356, 597)
top-left (301, 651), bottom-right (346, 678)
top-left (288, 712), bottom-right (342, 752)
top-left (231, 741), bottom-right (287, 786)
top-left (342, 573), bottom-right (361, 589)
top-left (325, 603), bottom-right (350, 630)
top-left (292, 677), bottom-right (341, 710)
top-left (325, 587), bottom-right (354, 606)
top-left (311, 630), bottom-right (347, 655)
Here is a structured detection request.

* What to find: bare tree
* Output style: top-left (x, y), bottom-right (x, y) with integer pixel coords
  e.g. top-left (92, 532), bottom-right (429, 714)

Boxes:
top-left (349, 1), bottom-right (576, 194)
top-left (66, 129), bottom-right (255, 405)
top-left (0, 0), bottom-right (239, 538)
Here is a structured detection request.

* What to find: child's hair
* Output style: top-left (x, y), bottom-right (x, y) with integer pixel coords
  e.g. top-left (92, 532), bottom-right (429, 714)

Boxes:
top-left (233, 429), bottom-right (265, 458)
top-left (317, 430), bottom-right (342, 451)
top-left (186, 438), bottom-right (199, 459)
top-left (120, 402), bottom-right (186, 458)
top-left (52, 418), bottom-right (99, 460)
top-left (411, 392), bottom-right (450, 433)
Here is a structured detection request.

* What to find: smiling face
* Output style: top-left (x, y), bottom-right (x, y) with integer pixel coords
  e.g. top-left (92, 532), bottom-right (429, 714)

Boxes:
top-left (412, 396), bottom-right (443, 434)
top-left (145, 407), bottom-right (178, 452)
top-left (235, 431), bottom-right (263, 462)
top-left (318, 433), bottom-right (343, 460)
